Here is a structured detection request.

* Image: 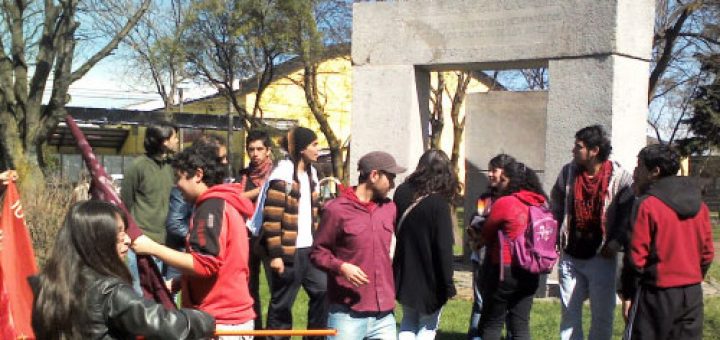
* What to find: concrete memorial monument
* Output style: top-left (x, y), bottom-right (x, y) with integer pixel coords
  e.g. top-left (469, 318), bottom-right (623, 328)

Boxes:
top-left (350, 0), bottom-right (655, 191)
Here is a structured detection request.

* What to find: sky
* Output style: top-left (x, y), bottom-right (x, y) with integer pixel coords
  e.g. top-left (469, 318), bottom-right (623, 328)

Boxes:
top-left (58, 56), bottom-right (214, 111)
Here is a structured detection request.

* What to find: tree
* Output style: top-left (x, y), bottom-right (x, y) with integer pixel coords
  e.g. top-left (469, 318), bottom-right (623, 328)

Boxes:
top-left (182, 0), bottom-right (291, 130)
top-left (677, 53), bottom-right (720, 154)
top-left (97, 0), bottom-right (192, 113)
top-left (0, 0), bottom-right (150, 179)
top-left (648, 0), bottom-right (720, 143)
top-left (279, 0), bottom-right (351, 181)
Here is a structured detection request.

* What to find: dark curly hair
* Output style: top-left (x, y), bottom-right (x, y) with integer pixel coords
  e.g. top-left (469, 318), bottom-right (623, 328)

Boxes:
top-left (405, 149), bottom-right (461, 200)
top-left (172, 143), bottom-right (226, 187)
top-left (489, 154), bottom-right (547, 199)
top-left (638, 144), bottom-right (680, 177)
top-left (575, 125), bottom-right (612, 162)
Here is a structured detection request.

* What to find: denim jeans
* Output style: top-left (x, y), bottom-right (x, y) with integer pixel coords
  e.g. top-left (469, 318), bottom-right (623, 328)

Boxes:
top-left (478, 265), bottom-right (538, 340)
top-left (559, 253), bottom-right (618, 340)
top-left (327, 304), bottom-right (396, 340)
top-left (399, 305), bottom-right (443, 340)
top-left (468, 259), bottom-right (483, 340)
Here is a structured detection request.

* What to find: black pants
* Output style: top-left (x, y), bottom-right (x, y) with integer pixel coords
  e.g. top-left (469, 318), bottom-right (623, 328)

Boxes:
top-left (266, 247), bottom-right (327, 340)
top-left (249, 236), bottom-right (271, 336)
top-left (631, 284), bottom-right (703, 340)
top-left (478, 265), bottom-right (539, 340)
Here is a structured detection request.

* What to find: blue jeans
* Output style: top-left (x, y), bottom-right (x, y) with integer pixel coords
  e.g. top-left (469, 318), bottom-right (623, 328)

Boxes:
top-left (399, 305), bottom-right (443, 340)
top-left (327, 304), bottom-right (396, 340)
top-left (559, 253), bottom-right (618, 340)
top-left (468, 259), bottom-right (483, 340)
top-left (127, 250), bottom-right (165, 295)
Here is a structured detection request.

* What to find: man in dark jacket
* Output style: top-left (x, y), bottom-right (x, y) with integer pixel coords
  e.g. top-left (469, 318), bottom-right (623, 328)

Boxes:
top-left (551, 125), bottom-right (634, 340)
top-left (237, 129), bottom-right (274, 333)
top-left (620, 144), bottom-right (714, 340)
top-left (310, 151), bottom-right (406, 340)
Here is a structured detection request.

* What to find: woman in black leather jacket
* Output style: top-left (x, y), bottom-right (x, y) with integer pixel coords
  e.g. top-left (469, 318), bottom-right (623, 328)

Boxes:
top-left (32, 200), bottom-right (215, 339)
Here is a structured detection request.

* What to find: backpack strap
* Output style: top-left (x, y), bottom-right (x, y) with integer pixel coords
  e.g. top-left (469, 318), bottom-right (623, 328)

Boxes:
top-left (497, 230), bottom-right (507, 282)
top-left (396, 194), bottom-right (429, 234)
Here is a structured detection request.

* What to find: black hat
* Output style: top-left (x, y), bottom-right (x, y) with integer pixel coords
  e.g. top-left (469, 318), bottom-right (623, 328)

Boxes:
top-left (285, 127), bottom-right (317, 161)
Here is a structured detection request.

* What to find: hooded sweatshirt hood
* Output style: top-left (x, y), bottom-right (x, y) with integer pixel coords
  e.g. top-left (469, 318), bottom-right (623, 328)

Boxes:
top-left (197, 183), bottom-right (255, 219)
top-left (511, 190), bottom-right (547, 207)
top-left (646, 176), bottom-right (703, 219)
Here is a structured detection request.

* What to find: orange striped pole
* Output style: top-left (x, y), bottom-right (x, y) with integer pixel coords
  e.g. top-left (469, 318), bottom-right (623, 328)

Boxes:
top-left (214, 329), bottom-right (337, 337)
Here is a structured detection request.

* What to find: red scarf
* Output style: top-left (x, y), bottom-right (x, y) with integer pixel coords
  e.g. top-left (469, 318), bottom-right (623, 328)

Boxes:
top-left (573, 161), bottom-right (612, 232)
top-left (246, 157), bottom-right (273, 188)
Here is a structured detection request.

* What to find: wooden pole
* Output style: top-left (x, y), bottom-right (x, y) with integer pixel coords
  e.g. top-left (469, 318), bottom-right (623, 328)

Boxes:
top-left (214, 329), bottom-right (337, 337)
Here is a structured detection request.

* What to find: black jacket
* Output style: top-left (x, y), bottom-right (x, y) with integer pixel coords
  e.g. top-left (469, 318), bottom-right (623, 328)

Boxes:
top-left (32, 275), bottom-right (215, 339)
top-left (393, 182), bottom-right (457, 313)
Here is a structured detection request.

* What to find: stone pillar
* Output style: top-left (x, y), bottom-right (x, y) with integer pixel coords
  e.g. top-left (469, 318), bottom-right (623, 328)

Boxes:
top-left (350, 65), bottom-right (430, 184)
top-left (545, 55), bottom-right (649, 189)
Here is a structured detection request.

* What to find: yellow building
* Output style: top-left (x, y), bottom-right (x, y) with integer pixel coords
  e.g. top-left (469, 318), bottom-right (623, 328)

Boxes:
top-left (181, 48), bottom-right (498, 181)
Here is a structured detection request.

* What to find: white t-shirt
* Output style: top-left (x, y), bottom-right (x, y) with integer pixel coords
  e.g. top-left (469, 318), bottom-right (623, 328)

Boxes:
top-left (295, 171), bottom-right (314, 248)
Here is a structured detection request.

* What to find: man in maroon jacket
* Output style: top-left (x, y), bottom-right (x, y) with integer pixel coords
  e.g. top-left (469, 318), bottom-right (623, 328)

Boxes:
top-left (621, 144), bottom-right (714, 340)
top-left (310, 151), bottom-right (406, 340)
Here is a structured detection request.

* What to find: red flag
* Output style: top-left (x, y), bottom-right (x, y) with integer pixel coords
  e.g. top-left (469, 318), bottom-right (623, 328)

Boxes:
top-left (0, 181), bottom-right (37, 339)
top-left (64, 115), bottom-right (175, 309)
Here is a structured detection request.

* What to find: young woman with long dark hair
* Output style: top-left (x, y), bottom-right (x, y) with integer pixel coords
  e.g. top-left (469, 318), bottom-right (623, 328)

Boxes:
top-left (466, 154), bottom-right (516, 339)
top-left (476, 156), bottom-right (547, 340)
top-left (32, 200), bottom-right (214, 339)
top-left (393, 149), bottom-right (461, 339)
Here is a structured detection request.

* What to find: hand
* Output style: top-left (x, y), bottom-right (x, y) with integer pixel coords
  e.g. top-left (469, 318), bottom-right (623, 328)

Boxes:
top-left (270, 257), bottom-right (285, 275)
top-left (340, 262), bottom-right (369, 287)
top-left (622, 299), bottom-right (633, 324)
top-left (131, 235), bottom-right (158, 255)
top-left (241, 187), bottom-right (261, 201)
top-left (0, 170), bottom-right (18, 185)
top-left (165, 279), bottom-right (174, 292)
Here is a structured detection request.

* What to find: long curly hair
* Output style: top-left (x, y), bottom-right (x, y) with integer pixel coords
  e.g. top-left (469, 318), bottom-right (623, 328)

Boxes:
top-left (405, 149), bottom-right (461, 200)
top-left (490, 154), bottom-right (547, 199)
top-left (33, 201), bottom-right (131, 339)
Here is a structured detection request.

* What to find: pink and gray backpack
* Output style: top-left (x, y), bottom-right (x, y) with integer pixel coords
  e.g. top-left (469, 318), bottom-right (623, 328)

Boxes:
top-left (498, 203), bottom-right (559, 280)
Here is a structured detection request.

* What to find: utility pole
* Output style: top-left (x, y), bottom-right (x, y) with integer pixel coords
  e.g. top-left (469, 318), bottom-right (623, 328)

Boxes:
top-left (178, 87), bottom-right (185, 150)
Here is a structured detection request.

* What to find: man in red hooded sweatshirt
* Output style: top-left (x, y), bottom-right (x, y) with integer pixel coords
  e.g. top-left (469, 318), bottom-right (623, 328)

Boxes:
top-left (132, 143), bottom-right (256, 337)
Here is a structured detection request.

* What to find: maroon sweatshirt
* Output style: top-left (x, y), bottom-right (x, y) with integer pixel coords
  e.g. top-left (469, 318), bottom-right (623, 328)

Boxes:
top-left (310, 186), bottom-right (397, 313)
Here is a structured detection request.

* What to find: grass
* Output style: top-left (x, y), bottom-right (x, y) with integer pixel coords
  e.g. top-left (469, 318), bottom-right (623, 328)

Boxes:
top-left (258, 267), bottom-right (720, 339)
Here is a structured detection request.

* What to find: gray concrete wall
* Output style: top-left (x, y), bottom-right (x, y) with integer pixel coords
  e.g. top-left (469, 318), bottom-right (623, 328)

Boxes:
top-left (349, 66), bottom-right (430, 184)
top-left (353, 0), bottom-right (654, 67)
top-left (546, 55), bottom-right (649, 186)
top-left (464, 91), bottom-right (548, 225)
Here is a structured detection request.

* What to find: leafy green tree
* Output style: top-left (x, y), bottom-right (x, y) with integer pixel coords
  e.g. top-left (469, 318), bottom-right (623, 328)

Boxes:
top-left (677, 53), bottom-right (720, 155)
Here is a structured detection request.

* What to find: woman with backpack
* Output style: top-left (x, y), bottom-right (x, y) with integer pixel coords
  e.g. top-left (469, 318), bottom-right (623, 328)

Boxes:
top-left (466, 154), bottom-right (516, 339)
top-left (476, 156), bottom-right (548, 340)
top-left (393, 149), bottom-right (461, 339)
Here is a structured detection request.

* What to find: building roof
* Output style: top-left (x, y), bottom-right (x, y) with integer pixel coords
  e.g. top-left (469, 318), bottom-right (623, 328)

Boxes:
top-left (175, 44), bottom-right (505, 108)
